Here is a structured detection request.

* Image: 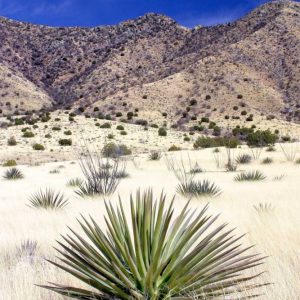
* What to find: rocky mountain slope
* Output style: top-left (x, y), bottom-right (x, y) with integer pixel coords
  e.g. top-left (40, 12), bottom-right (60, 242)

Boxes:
top-left (0, 0), bottom-right (299, 126)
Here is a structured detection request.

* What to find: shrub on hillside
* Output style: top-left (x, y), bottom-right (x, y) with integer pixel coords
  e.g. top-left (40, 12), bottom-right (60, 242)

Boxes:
top-left (59, 139), bottom-right (72, 146)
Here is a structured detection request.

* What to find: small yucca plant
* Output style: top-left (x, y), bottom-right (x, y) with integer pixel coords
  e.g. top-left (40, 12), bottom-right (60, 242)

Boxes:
top-left (236, 153), bottom-right (252, 164)
top-left (149, 151), bottom-right (162, 161)
top-left (234, 170), bottom-right (266, 182)
top-left (3, 167), bottom-right (24, 180)
top-left (262, 157), bottom-right (273, 164)
top-left (177, 179), bottom-right (221, 198)
top-left (41, 189), bottom-right (266, 299)
top-left (28, 189), bottom-right (68, 210)
top-left (66, 177), bottom-right (83, 187)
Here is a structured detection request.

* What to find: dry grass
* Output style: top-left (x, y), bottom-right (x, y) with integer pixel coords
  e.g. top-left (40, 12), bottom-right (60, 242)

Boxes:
top-left (0, 147), bottom-right (299, 299)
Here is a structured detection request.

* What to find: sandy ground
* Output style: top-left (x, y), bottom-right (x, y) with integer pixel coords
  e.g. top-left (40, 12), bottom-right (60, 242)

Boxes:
top-left (1, 110), bottom-right (300, 165)
top-left (0, 146), bottom-right (300, 299)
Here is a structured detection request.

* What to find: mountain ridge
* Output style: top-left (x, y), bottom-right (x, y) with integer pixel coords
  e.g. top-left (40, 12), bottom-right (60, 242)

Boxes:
top-left (0, 0), bottom-right (299, 126)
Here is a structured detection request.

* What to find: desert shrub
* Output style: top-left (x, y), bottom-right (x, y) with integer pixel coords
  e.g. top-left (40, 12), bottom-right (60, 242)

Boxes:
top-left (120, 130), bottom-right (127, 135)
top-left (45, 134), bottom-right (52, 138)
top-left (236, 154), bottom-right (252, 164)
top-left (178, 179), bottom-right (221, 198)
top-left (266, 146), bottom-right (276, 152)
top-left (52, 126), bottom-right (61, 131)
top-left (135, 119), bottom-right (148, 126)
top-left (247, 130), bottom-right (278, 147)
top-left (189, 162), bottom-right (204, 174)
top-left (59, 139), bottom-right (72, 146)
top-left (234, 170), bottom-right (266, 181)
top-left (7, 136), bottom-right (17, 146)
top-left (148, 151), bottom-right (161, 161)
top-left (168, 145), bottom-right (181, 151)
top-left (158, 127), bottom-right (167, 136)
top-left (100, 122), bottom-right (111, 129)
top-left (194, 136), bottom-right (239, 149)
top-left (3, 167), bottom-right (24, 180)
top-left (107, 133), bottom-right (114, 139)
top-left (42, 189), bottom-right (265, 299)
top-left (23, 131), bottom-right (34, 138)
top-left (28, 189), bottom-right (68, 210)
top-left (102, 143), bottom-right (131, 158)
top-left (116, 125), bottom-right (124, 130)
top-left (3, 159), bottom-right (17, 167)
top-left (14, 118), bottom-right (24, 126)
top-left (262, 157), bottom-right (273, 164)
top-left (64, 130), bottom-right (72, 135)
top-left (32, 143), bottom-right (45, 151)
top-left (190, 99), bottom-right (197, 106)
top-left (295, 158), bottom-right (300, 164)
top-left (183, 136), bottom-right (190, 141)
top-left (200, 117), bottom-right (209, 123)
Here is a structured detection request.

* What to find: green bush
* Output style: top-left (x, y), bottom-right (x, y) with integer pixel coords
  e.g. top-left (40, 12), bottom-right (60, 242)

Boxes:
top-left (194, 136), bottom-right (239, 149)
top-left (14, 118), bottom-right (24, 126)
top-left (168, 145), bottom-right (181, 151)
top-left (116, 125), bottom-right (124, 130)
top-left (64, 130), bottom-right (72, 136)
top-left (120, 130), bottom-right (127, 135)
top-left (33, 143), bottom-right (45, 151)
top-left (158, 127), bottom-right (167, 136)
top-left (247, 130), bottom-right (278, 147)
top-left (23, 131), bottom-right (35, 138)
top-left (3, 160), bottom-right (17, 167)
top-left (52, 126), bottom-right (61, 131)
top-left (7, 137), bottom-right (17, 146)
top-left (100, 123), bottom-right (111, 129)
top-left (59, 139), bottom-right (72, 146)
top-left (102, 143), bottom-right (132, 158)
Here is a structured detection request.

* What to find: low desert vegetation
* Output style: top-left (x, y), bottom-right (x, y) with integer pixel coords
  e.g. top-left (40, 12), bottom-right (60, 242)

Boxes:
top-left (236, 153), bottom-right (252, 164)
top-left (3, 159), bottom-right (17, 167)
top-left (234, 170), bottom-right (266, 182)
top-left (3, 167), bottom-right (24, 180)
top-left (148, 151), bottom-right (162, 161)
top-left (28, 188), bottom-right (69, 210)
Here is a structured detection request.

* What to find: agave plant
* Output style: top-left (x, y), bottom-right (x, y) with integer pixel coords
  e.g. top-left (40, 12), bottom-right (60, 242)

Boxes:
top-left (236, 153), bottom-right (252, 165)
top-left (41, 189), bottom-right (265, 299)
top-left (28, 188), bottom-right (68, 210)
top-left (178, 179), bottom-right (221, 198)
top-left (3, 167), bottom-right (24, 180)
top-left (234, 170), bottom-right (266, 182)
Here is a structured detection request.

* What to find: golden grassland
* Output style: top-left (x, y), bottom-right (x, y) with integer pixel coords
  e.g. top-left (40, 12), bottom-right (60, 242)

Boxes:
top-left (0, 147), bottom-right (300, 299)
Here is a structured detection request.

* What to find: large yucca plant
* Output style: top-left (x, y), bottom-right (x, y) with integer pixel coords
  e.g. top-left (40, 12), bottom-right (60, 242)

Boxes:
top-left (28, 188), bottom-right (69, 210)
top-left (234, 170), bottom-right (266, 182)
top-left (3, 167), bottom-right (24, 180)
top-left (178, 179), bottom-right (221, 198)
top-left (41, 189), bottom-right (265, 299)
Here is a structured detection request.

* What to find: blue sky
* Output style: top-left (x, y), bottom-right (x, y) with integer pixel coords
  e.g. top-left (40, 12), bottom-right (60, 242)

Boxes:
top-left (0, 0), bottom-right (297, 28)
